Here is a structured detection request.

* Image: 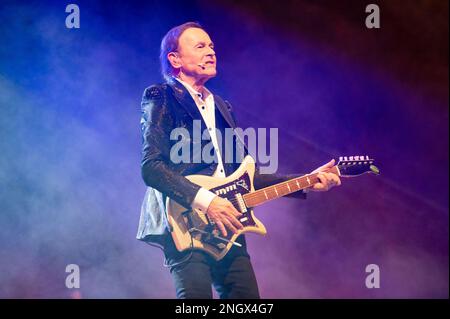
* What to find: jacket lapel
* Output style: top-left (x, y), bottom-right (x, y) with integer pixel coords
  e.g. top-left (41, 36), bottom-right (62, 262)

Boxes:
top-left (168, 79), bottom-right (203, 121)
top-left (168, 79), bottom-right (236, 129)
top-left (214, 95), bottom-right (236, 129)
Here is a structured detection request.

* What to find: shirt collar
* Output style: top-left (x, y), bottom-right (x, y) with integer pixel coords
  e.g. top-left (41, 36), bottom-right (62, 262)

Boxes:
top-left (174, 77), bottom-right (212, 101)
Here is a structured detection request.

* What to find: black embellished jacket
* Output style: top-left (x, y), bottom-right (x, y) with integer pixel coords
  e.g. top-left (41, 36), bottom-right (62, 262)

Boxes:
top-left (136, 79), bottom-right (306, 246)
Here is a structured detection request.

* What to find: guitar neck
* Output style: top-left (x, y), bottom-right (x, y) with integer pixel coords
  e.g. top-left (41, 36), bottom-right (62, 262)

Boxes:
top-left (243, 166), bottom-right (340, 207)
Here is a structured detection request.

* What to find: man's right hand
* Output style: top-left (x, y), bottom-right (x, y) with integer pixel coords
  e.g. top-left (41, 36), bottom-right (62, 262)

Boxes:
top-left (206, 196), bottom-right (244, 237)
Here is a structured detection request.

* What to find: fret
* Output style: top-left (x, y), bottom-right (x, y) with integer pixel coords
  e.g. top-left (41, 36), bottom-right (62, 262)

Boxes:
top-left (244, 173), bottom-right (320, 207)
top-left (242, 161), bottom-right (360, 208)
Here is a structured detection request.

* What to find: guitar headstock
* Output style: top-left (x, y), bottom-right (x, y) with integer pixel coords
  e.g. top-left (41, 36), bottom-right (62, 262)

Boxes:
top-left (336, 155), bottom-right (380, 177)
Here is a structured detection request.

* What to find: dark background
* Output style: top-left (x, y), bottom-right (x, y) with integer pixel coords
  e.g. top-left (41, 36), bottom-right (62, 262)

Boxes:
top-left (0, 0), bottom-right (448, 298)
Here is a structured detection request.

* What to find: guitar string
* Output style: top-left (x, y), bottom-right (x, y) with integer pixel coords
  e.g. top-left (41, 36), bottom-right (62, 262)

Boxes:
top-left (217, 162), bottom-right (367, 205)
top-left (243, 173), bottom-right (320, 203)
top-left (243, 165), bottom-right (340, 201)
top-left (243, 164), bottom-right (345, 204)
top-left (212, 166), bottom-right (339, 208)
top-left (214, 165), bottom-right (339, 205)
top-left (219, 174), bottom-right (320, 209)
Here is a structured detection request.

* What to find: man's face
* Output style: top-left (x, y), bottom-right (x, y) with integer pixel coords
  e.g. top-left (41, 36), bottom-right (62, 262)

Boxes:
top-left (174, 28), bottom-right (217, 81)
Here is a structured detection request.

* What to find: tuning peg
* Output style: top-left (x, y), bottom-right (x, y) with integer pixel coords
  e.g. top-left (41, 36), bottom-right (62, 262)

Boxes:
top-left (366, 155), bottom-right (369, 160)
top-left (349, 156), bottom-right (354, 161)
top-left (344, 156), bottom-right (348, 161)
top-left (339, 157), bottom-right (343, 161)
top-left (355, 156), bottom-right (360, 160)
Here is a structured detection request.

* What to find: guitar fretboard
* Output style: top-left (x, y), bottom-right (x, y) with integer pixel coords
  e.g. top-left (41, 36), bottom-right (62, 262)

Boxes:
top-left (243, 166), bottom-right (339, 207)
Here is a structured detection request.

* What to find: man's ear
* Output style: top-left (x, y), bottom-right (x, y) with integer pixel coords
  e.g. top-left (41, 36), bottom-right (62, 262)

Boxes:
top-left (167, 52), bottom-right (182, 69)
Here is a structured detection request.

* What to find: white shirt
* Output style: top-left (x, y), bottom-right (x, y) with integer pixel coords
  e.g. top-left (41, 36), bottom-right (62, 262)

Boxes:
top-left (174, 78), bottom-right (225, 212)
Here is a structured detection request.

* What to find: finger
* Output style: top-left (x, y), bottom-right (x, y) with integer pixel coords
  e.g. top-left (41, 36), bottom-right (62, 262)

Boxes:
top-left (317, 173), bottom-right (329, 190)
top-left (313, 183), bottom-right (325, 190)
top-left (317, 173), bottom-right (328, 185)
top-left (311, 159), bottom-right (335, 173)
top-left (318, 159), bottom-right (335, 171)
top-left (328, 173), bottom-right (341, 186)
top-left (323, 158), bottom-right (335, 168)
top-left (216, 221), bottom-right (227, 237)
top-left (222, 218), bottom-right (238, 234)
top-left (325, 173), bottom-right (336, 185)
top-left (227, 213), bottom-right (244, 229)
top-left (208, 211), bottom-right (218, 220)
top-left (227, 202), bottom-right (243, 217)
top-left (222, 208), bottom-right (243, 229)
top-left (329, 172), bottom-right (341, 185)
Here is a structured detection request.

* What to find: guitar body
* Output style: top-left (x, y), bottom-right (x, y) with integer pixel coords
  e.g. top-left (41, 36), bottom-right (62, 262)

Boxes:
top-left (166, 156), bottom-right (267, 261)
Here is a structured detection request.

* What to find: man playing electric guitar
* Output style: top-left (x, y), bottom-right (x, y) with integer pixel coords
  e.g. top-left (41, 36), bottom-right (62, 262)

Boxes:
top-left (137, 22), bottom-right (341, 299)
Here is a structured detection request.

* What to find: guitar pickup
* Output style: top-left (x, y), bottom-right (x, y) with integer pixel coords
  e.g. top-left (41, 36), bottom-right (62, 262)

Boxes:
top-left (234, 193), bottom-right (248, 213)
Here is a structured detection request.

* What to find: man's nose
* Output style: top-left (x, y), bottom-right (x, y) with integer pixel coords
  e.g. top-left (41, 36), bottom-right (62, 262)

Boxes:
top-left (206, 46), bottom-right (215, 56)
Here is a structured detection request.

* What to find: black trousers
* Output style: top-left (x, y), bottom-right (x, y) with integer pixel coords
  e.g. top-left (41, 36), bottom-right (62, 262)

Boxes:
top-left (163, 235), bottom-right (260, 299)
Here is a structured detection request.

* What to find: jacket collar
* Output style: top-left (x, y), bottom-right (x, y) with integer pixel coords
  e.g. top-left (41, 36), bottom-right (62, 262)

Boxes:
top-left (167, 78), bottom-right (236, 129)
top-left (168, 78), bottom-right (202, 122)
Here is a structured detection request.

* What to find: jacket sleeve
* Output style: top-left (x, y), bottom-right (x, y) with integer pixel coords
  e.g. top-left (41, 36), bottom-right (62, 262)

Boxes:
top-left (140, 85), bottom-right (202, 209)
top-left (224, 99), bottom-right (307, 200)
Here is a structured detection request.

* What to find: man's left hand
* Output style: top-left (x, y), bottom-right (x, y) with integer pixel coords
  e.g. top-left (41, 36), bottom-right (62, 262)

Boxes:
top-left (305, 159), bottom-right (341, 192)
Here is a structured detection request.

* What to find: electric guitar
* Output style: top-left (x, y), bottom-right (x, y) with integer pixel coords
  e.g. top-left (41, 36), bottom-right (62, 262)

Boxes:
top-left (166, 155), bottom-right (379, 260)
